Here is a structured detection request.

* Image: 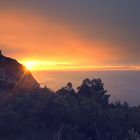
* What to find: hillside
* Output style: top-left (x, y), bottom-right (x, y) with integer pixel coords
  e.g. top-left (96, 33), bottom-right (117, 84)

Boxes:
top-left (0, 50), bottom-right (39, 93)
top-left (0, 52), bottom-right (140, 140)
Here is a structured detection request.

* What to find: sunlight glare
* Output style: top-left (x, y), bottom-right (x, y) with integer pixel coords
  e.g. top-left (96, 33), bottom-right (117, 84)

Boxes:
top-left (24, 62), bottom-right (34, 70)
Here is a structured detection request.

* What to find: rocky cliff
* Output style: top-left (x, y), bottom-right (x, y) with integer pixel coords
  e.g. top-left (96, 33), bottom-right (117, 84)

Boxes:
top-left (0, 50), bottom-right (40, 93)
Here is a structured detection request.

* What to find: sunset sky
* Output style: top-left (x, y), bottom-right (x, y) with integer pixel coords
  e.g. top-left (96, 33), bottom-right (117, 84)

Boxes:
top-left (0, 0), bottom-right (140, 71)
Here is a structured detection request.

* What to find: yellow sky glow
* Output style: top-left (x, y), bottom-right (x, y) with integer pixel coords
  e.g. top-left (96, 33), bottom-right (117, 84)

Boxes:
top-left (21, 60), bottom-right (140, 71)
top-left (1, 9), bottom-right (140, 71)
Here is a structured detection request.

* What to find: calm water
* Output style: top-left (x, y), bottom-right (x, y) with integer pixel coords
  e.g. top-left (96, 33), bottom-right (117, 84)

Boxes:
top-left (32, 70), bottom-right (140, 106)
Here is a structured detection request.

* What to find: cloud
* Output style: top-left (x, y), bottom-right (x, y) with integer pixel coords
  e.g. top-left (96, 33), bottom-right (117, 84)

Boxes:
top-left (0, 0), bottom-right (140, 69)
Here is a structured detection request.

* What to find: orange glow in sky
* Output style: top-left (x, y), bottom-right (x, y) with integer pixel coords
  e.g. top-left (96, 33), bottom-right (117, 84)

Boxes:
top-left (0, 9), bottom-right (140, 71)
top-left (20, 60), bottom-right (140, 71)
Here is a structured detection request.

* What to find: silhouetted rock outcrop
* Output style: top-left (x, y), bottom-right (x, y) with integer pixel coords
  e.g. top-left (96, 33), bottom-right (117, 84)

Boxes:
top-left (0, 50), bottom-right (40, 93)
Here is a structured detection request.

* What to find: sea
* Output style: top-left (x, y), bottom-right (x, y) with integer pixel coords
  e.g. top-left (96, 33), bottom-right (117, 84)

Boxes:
top-left (32, 70), bottom-right (140, 106)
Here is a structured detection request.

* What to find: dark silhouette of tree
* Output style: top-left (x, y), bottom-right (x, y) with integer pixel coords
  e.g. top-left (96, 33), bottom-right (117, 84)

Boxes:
top-left (0, 78), bottom-right (139, 140)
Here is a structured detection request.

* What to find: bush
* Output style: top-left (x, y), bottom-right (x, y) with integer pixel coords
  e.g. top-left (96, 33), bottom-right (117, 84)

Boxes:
top-left (0, 78), bottom-right (139, 140)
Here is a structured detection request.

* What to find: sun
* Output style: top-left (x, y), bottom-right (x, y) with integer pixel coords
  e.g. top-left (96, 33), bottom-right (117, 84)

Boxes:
top-left (24, 62), bottom-right (34, 70)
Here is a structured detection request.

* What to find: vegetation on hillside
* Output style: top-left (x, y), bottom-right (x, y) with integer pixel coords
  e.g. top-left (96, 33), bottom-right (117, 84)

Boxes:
top-left (0, 78), bottom-right (140, 140)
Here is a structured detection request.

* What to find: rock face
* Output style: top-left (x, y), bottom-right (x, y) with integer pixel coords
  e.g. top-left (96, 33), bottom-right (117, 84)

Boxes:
top-left (0, 50), bottom-right (40, 93)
